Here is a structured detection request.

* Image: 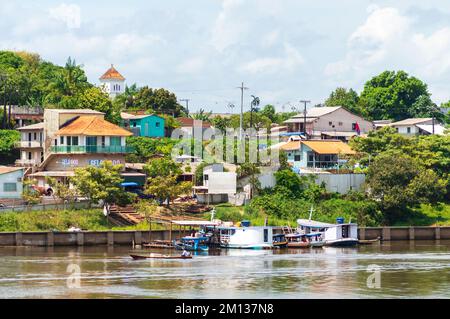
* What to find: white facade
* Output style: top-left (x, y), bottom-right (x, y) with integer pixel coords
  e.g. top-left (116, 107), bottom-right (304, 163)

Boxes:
top-left (219, 227), bottom-right (273, 249)
top-left (100, 80), bottom-right (125, 98)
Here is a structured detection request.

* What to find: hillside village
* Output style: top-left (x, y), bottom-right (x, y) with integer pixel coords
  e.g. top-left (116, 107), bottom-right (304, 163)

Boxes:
top-left (0, 51), bottom-right (449, 231)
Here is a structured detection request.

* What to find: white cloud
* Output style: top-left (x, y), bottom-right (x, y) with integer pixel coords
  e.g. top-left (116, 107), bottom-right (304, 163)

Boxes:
top-left (324, 5), bottom-right (450, 103)
top-left (210, 0), bottom-right (246, 52)
top-left (176, 57), bottom-right (205, 74)
top-left (240, 43), bottom-right (304, 74)
top-left (49, 3), bottom-right (81, 29)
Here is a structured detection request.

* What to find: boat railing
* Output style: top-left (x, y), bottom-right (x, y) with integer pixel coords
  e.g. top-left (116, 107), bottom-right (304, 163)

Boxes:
top-left (220, 234), bottom-right (230, 243)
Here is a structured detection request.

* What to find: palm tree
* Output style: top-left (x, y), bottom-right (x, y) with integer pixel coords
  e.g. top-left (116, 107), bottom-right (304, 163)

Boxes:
top-left (250, 95), bottom-right (260, 129)
top-left (190, 108), bottom-right (212, 121)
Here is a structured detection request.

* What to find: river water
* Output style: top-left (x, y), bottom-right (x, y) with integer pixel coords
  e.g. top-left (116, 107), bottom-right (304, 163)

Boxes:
top-left (0, 241), bottom-right (449, 299)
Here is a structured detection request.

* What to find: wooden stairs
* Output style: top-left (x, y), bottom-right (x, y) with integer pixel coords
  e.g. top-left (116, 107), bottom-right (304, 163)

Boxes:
top-left (108, 205), bottom-right (144, 227)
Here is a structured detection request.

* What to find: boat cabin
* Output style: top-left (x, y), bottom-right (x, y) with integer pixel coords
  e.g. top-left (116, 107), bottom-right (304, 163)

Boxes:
top-left (219, 226), bottom-right (273, 249)
top-left (297, 218), bottom-right (358, 247)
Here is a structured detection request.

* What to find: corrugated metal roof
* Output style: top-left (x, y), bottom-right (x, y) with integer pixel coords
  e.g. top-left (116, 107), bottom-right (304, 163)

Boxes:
top-left (292, 106), bottom-right (342, 119)
top-left (45, 109), bottom-right (104, 114)
top-left (390, 118), bottom-right (433, 126)
top-left (55, 116), bottom-right (133, 137)
top-left (301, 140), bottom-right (355, 155)
top-left (0, 166), bottom-right (23, 175)
top-left (16, 122), bottom-right (44, 130)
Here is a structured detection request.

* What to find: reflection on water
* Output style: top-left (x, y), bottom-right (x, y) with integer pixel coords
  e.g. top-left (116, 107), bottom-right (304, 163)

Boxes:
top-left (0, 241), bottom-right (449, 299)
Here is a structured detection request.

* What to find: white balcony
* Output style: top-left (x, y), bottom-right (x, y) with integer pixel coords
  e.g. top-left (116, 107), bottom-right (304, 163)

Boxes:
top-left (15, 159), bottom-right (41, 167)
top-left (15, 141), bottom-right (43, 148)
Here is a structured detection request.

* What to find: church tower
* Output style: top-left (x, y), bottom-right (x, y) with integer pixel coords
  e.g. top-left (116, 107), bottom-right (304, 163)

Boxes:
top-left (99, 64), bottom-right (125, 98)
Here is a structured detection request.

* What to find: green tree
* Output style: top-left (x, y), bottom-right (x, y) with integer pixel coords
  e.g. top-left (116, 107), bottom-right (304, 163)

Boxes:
top-left (325, 87), bottom-right (361, 115)
top-left (260, 104), bottom-right (276, 122)
top-left (359, 70), bottom-right (430, 121)
top-left (22, 179), bottom-right (41, 207)
top-left (143, 157), bottom-right (182, 178)
top-left (72, 161), bottom-right (132, 206)
top-left (366, 152), bottom-right (447, 222)
top-left (212, 116), bottom-right (231, 134)
top-left (145, 175), bottom-right (192, 206)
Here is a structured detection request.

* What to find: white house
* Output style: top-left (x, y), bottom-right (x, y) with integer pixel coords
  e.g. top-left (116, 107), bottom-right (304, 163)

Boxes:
top-left (389, 118), bottom-right (445, 136)
top-left (283, 106), bottom-right (373, 141)
top-left (193, 163), bottom-right (237, 204)
top-left (99, 65), bottom-right (125, 98)
top-left (0, 167), bottom-right (24, 199)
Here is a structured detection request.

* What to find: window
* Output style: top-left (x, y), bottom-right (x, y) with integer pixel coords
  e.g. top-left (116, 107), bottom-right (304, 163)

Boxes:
top-left (204, 175), bottom-right (209, 181)
top-left (294, 155), bottom-right (301, 162)
top-left (352, 123), bottom-right (357, 130)
top-left (329, 121), bottom-right (333, 126)
top-left (407, 127), bottom-right (411, 134)
top-left (3, 183), bottom-right (17, 192)
top-left (101, 136), bottom-right (106, 147)
top-left (72, 136), bottom-right (79, 146)
top-left (264, 229), bottom-right (269, 243)
top-left (156, 122), bottom-right (160, 127)
top-left (34, 132), bottom-right (37, 140)
top-left (60, 136), bottom-right (64, 145)
top-left (28, 152), bottom-right (32, 160)
top-left (338, 122), bottom-right (343, 126)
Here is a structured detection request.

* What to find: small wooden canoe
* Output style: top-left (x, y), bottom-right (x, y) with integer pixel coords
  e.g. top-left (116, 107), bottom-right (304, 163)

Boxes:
top-left (130, 254), bottom-right (192, 260)
top-left (358, 237), bottom-right (381, 245)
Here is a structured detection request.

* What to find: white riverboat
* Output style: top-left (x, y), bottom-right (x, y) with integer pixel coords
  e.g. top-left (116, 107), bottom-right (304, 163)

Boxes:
top-left (218, 226), bottom-right (274, 249)
top-left (297, 218), bottom-right (358, 247)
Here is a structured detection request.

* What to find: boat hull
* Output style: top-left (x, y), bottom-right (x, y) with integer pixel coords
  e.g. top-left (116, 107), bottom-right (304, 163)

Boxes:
top-left (287, 242), bottom-right (310, 248)
top-left (220, 243), bottom-right (273, 250)
top-left (325, 238), bottom-right (359, 247)
top-left (130, 254), bottom-right (192, 260)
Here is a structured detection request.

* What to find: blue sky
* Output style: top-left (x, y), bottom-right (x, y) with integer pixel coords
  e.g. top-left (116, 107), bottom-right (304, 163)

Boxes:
top-left (1, 0), bottom-right (450, 113)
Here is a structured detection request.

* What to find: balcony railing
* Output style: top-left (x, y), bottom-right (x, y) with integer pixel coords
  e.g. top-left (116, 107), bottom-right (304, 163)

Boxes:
top-left (15, 141), bottom-right (43, 148)
top-left (51, 145), bottom-right (135, 154)
top-left (15, 159), bottom-right (41, 167)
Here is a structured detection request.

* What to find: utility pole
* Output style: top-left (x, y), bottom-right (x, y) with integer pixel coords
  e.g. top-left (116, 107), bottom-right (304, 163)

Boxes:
top-left (180, 99), bottom-right (190, 115)
top-left (299, 100), bottom-right (311, 138)
top-left (0, 74), bottom-right (8, 129)
top-left (237, 82), bottom-right (248, 141)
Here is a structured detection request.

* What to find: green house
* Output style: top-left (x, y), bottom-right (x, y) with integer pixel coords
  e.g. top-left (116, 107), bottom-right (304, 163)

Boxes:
top-left (120, 113), bottom-right (165, 137)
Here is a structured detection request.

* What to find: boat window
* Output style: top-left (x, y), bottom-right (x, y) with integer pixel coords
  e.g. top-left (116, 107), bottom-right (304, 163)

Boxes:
top-left (264, 229), bottom-right (268, 242)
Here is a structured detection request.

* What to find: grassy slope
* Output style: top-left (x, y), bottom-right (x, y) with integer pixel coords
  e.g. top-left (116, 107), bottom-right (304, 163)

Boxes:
top-left (0, 203), bottom-right (449, 232)
top-left (392, 203), bottom-right (450, 226)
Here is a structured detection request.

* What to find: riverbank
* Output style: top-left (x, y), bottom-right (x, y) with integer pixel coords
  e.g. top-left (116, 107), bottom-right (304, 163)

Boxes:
top-left (1, 226), bottom-right (450, 247)
top-left (0, 203), bottom-right (449, 233)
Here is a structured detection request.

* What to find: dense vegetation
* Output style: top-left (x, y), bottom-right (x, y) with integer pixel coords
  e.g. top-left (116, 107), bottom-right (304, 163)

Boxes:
top-left (326, 70), bottom-right (449, 122)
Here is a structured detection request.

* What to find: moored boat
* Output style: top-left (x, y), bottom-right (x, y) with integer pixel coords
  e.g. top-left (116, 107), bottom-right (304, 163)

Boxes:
top-left (130, 254), bottom-right (192, 260)
top-left (297, 217), bottom-right (358, 248)
top-left (358, 237), bottom-right (381, 245)
top-left (285, 233), bottom-right (310, 248)
top-left (219, 225), bottom-right (274, 249)
top-left (273, 234), bottom-right (288, 248)
top-left (174, 236), bottom-right (209, 251)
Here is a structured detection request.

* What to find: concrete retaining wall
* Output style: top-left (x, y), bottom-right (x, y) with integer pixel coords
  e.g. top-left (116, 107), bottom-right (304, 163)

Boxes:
top-left (1, 227), bottom-right (449, 247)
top-left (358, 226), bottom-right (450, 241)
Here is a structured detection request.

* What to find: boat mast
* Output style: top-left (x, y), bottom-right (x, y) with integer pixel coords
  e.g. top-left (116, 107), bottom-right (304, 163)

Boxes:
top-left (308, 206), bottom-right (315, 221)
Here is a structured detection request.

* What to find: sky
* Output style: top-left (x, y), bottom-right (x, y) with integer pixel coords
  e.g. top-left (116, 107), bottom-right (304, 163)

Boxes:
top-left (1, 0), bottom-right (450, 113)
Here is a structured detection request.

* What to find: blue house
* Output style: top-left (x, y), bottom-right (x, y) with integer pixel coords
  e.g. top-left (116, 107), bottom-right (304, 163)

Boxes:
top-left (0, 167), bottom-right (24, 199)
top-left (280, 139), bottom-right (355, 170)
top-left (121, 112), bottom-right (165, 138)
